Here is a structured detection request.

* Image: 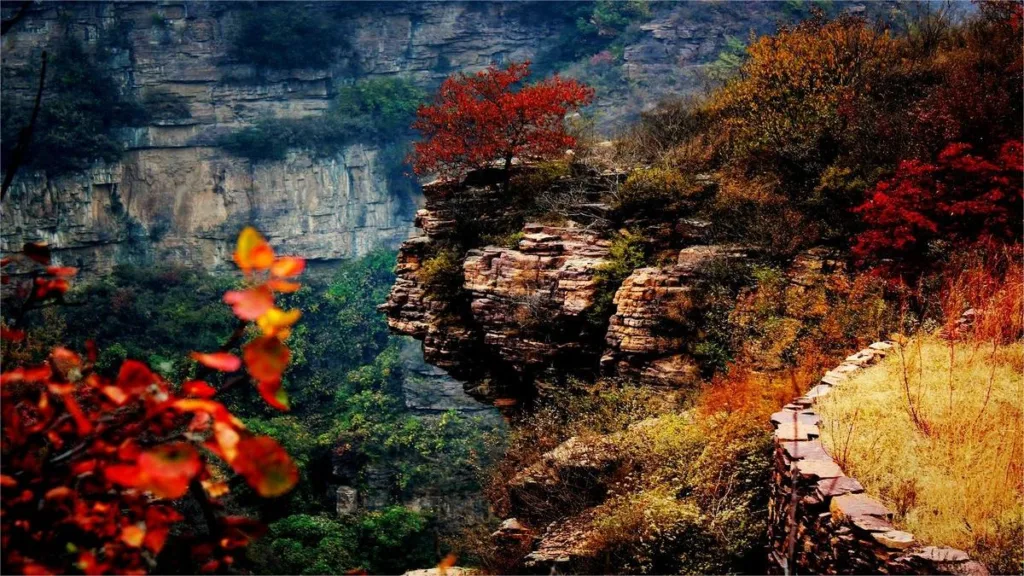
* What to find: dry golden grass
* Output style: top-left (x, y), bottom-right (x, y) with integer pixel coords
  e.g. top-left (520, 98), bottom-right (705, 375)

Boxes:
top-left (819, 335), bottom-right (1024, 572)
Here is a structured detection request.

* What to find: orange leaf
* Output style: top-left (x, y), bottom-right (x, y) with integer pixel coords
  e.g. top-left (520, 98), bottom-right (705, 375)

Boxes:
top-left (102, 386), bottom-right (129, 405)
top-left (438, 553), bottom-right (458, 575)
top-left (267, 279), bottom-right (302, 293)
top-left (201, 479), bottom-right (230, 498)
top-left (223, 285), bottom-right (274, 321)
top-left (243, 336), bottom-right (290, 383)
top-left (231, 436), bottom-right (298, 497)
top-left (0, 474), bottom-right (16, 488)
top-left (183, 380), bottom-right (217, 399)
top-left (191, 352), bottom-right (241, 373)
top-left (270, 256), bottom-right (305, 278)
top-left (121, 524), bottom-right (145, 548)
top-left (23, 242), bottom-right (51, 265)
top-left (257, 379), bottom-right (290, 411)
top-left (136, 442), bottom-right (202, 499)
top-left (256, 308), bottom-right (301, 339)
top-left (45, 266), bottom-right (78, 277)
top-left (234, 227), bottom-right (274, 271)
top-left (210, 420), bottom-right (242, 463)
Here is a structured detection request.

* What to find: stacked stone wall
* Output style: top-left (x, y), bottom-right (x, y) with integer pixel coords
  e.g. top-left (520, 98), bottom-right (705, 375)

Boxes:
top-left (767, 342), bottom-right (987, 575)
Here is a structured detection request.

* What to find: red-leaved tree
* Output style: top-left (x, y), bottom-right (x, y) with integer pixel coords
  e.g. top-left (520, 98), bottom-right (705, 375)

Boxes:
top-left (0, 227), bottom-right (305, 574)
top-left (410, 61), bottom-right (593, 184)
top-left (853, 139), bottom-right (1024, 278)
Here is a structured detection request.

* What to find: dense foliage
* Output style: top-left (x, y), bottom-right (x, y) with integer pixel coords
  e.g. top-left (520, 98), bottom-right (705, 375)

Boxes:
top-left (411, 61), bottom-right (593, 182)
top-left (618, 3), bottom-right (1023, 274)
top-left (229, 5), bottom-right (347, 70)
top-left (6, 248), bottom-right (499, 574)
top-left (0, 229), bottom-right (304, 574)
top-left (1, 35), bottom-right (146, 176)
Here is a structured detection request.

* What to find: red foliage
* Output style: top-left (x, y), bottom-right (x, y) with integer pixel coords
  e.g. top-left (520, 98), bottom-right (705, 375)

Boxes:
top-left (853, 139), bottom-right (1024, 278)
top-left (0, 227), bottom-right (304, 574)
top-left (410, 61), bottom-right (593, 181)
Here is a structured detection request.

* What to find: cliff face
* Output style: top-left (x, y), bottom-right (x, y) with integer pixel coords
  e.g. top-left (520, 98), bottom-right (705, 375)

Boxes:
top-left (1, 1), bottom-right (796, 272)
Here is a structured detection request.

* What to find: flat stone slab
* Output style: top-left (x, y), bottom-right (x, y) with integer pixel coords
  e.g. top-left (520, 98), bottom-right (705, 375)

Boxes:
top-left (850, 513), bottom-right (895, 532)
top-left (794, 458), bottom-right (844, 479)
top-left (771, 410), bottom-right (820, 427)
top-left (775, 421), bottom-right (820, 441)
top-left (806, 384), bottom-right (833, 399)
top-left (831, 493), bottom-right (893, 520)
top-left (873, 530), bottom-right (915, 550)
top-left (910, 546), bottom-right (970, 563)
top-left (869, 341), bottom-right (894, 351)
top-left (817, 476), bottom-right (864, 498)
top-left (781, 440), bottom-right (832, 461)
top-left (820, 374), bottom-right (845, 386)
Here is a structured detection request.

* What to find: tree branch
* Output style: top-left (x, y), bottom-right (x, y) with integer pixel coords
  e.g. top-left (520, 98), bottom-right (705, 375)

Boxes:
top-left (2, 50), bottom-right (47, 202)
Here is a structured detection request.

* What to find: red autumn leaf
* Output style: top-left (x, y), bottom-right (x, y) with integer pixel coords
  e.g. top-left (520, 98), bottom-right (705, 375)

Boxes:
top-left (45, 266), bottom-right (78, 277)
top-left (270, 256), bottom-right (305, 278)
top-left (183, 380), bottom-right (217, 399)
top-left (191, 351), bottom-right (242, 373)
top-left (256, 379), bottom-right (290, 411)
top-left (173, 399), bottom-right (234, 426)
top-left (33, 277), bottom-right (69, 299)
top-left (51, 346), bottom-right (81, 369)
top-left (223, 285), bottom-right (274, 321)
top-left (243, 336), bottom-right (290, 383)
top-left (116, 360), bottom-right (158, 393)
top-left (231, 436), bottom-right (298, 497)
top-left (1, 327), bottom-right (25, 341)
top-left (134, 442), bottom-right (202, 499)
top-left (23, 242), bottom-right (51, 265)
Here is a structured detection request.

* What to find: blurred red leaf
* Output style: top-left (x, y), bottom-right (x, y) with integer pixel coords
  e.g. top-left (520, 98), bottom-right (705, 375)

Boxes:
top-left (191, 352), bottom-right (241, 373)
top-left (223, 286), bottom-right (274, 321)
top-left (243, 336), bottom-right (290, 383)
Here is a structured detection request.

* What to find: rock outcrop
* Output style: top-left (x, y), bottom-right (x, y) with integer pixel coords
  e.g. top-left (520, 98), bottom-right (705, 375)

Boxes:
top-left (602, 244), bottom-right (751, 387)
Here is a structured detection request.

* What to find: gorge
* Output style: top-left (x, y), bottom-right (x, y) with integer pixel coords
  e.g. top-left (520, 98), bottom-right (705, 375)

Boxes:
top-left (1, 2), bottom-right (1021, 575)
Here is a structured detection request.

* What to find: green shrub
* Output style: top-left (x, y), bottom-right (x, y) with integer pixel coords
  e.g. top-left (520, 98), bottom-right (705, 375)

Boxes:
top-left (246, 510), bottom-right (434, 575)
top-left (418, 247), bottom-right (465, 301)
top-left (229, 6), bottom-right (346, 70)
top-left (589, 230), bottom-right (650, 327)
top-left (613, 166), bottom-right (700, 217)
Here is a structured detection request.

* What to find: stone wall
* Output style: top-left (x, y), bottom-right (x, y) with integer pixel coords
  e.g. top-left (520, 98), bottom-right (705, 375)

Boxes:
top-left (767, 343), bottom-right (987, 576)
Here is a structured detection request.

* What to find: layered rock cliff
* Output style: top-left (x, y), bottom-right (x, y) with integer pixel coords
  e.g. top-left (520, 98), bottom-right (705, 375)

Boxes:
top-left (1, 1), bottom-right (799, 273)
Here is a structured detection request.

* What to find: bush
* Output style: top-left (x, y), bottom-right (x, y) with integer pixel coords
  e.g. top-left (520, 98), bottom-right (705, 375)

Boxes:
top-left (418, 247), bottom-right (466, 301)
top-left (853, 140), bottom-right (1023, 279)
top-left (589, 230), bottom-right (650, 327)
top-left (247, 509), bottom-right (436, 575)
top-left (229, 6), bottom-right (347, 70)
top-left (612, 166), bottom-right (703, 218)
